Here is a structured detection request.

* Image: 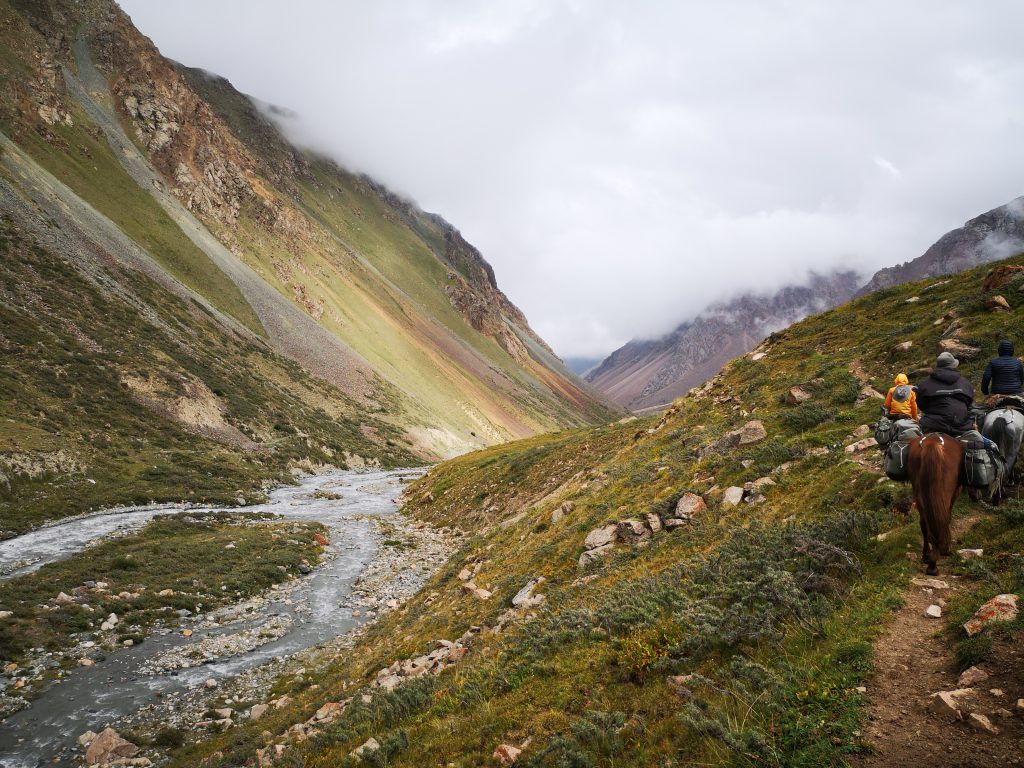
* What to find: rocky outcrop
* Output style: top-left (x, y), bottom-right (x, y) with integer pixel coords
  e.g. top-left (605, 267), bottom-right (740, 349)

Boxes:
top-left (858, 198), bottom-right (1024, 296)
top-left (587, 271), bottom-right (860, 411)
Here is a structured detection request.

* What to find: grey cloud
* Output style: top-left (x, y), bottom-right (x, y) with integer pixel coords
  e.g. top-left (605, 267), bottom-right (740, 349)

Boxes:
top-left (119, 0), bottom-right (1024, 358)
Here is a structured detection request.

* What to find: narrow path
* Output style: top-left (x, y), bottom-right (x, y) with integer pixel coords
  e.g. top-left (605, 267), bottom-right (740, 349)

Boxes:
top-left (853, 514), bottom-right (1024, 768)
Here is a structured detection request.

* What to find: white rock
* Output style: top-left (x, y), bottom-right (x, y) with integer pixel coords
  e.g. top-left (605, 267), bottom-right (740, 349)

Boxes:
top-left (721, 486), bottom-right (744, 509)
top-left (352, 737), bottom-right (380, 757)
top-left (583, 524), bottom-right (617, 550)
top-left (967, 712), bottom-right (999, 734)
top-left (925, 604), bottom-right (942, 618)
top-left (957, 548), bottom-right (983, 559)
top-left (204, 678), bottom-right (218, 689)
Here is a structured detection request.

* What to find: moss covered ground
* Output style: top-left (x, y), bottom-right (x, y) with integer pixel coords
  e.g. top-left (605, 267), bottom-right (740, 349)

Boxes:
top-left (171, 254), bottom-right (1024, 767)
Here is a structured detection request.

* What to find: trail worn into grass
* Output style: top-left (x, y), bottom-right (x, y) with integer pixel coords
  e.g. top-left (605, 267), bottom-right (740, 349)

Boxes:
top-left (854, 514), bottom-right (1024, 768)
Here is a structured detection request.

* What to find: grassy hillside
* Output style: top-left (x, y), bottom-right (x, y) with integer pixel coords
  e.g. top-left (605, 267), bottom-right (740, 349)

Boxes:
top-left (172, 255), bottom-right (1024, 767)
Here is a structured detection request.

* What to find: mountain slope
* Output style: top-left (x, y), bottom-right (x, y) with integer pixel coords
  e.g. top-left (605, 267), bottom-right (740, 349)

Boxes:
top-left (0, 0), bottom-right (616, 533)
top-left (172, 250), bottom-right (1024, 768)
top-left (857, 197), bottom-right (1024, 297)
top-left (587, 271), bottom-right (861, 411)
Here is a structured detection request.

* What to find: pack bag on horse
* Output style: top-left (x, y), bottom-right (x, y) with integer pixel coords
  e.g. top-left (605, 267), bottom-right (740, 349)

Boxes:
top-left (979, 340), bottom-right (1024, 483)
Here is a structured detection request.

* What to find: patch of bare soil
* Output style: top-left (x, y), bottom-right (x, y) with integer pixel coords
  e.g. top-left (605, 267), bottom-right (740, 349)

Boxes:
top-left (853, 515), bottom-right (1024, 768)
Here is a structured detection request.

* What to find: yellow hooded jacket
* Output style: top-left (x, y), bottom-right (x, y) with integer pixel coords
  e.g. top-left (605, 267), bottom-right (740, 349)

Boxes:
top-left (885, 373), bottom-right (918, 419)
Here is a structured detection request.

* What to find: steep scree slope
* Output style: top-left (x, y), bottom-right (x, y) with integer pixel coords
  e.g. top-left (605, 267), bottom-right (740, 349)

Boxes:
top-left (0, 0), bottom-right (614, 472)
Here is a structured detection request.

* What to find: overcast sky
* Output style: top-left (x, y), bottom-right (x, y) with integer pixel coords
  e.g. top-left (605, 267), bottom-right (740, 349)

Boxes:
top-left (119, 1), bottom-right (1024, 359)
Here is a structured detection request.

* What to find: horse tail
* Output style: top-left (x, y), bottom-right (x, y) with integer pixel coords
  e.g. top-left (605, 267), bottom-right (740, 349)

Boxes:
top-left (909, 435), bottom-right (957, 556)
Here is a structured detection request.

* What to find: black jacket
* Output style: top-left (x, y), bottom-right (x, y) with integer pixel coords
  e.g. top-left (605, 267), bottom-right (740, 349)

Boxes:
top-left (981, 342), bottom-right (1024, 395)
top-left (916, 367), bottom-right (975, 435)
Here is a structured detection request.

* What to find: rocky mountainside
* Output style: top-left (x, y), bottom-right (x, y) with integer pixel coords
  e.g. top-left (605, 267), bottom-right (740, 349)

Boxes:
top-left (173, 251), bottom-right (1024, 768)
top-left (0, 0), bottom-right (615, 532)
top-left (587, 271), bottom-right (861, 411)
top-left (857, 197), bottom-right (1024, 296)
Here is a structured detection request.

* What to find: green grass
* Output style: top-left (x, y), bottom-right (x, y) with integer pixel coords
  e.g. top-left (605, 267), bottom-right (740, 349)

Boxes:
top-left (168, 251), bottom-right (1024, 767)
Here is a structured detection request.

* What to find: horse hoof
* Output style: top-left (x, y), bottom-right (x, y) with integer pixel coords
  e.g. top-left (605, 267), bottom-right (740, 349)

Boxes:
top-left (926, 565), bottom-right (939, 576)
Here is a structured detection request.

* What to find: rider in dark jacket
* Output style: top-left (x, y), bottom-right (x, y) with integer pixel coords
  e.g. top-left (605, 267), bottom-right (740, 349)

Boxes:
top-left (916, 352), bottom-right (976, 435)
top-left (981, 339), bottom-right (1024, 395)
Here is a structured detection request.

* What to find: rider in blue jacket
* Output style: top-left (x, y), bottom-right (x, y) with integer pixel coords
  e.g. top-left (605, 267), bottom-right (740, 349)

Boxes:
top-left (981, 340), bottom-right (1024, 396)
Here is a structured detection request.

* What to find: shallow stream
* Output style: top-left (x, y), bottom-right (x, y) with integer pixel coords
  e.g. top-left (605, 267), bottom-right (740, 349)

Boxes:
top-left (0, 469), bottom-right (422, 768)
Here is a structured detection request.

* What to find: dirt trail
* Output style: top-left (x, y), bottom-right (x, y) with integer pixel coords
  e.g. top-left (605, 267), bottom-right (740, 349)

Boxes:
top-left (853, 514), bottom-right (1024, 768)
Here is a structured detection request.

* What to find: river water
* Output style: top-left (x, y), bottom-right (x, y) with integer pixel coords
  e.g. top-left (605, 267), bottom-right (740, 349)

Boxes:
top-left (0, 469), bottom-right (423, 768)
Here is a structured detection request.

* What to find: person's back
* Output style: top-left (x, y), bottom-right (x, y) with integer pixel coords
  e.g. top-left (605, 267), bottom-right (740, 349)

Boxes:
top-left (916, 352), bottom-right (975, 436)
top-left (885, 373), bottom-right (918, 420)
top-left (981, 339), bottom-right (1024, 396)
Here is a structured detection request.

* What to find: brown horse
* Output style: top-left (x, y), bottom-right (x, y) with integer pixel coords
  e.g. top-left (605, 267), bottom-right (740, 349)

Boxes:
top-left (907, 433), bottom-right (964, 575)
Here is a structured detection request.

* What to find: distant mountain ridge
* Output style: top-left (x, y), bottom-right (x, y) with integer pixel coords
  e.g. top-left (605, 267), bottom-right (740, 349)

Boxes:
top-left (856, 197), bottom-right (1024, 297)
top-left (586, 272), bottom-right (861, 411)
top-left (588, 196), bottom-right (1024, 412)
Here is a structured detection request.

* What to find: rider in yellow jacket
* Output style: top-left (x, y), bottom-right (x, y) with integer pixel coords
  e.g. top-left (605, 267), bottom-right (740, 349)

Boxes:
top-left (885, 373), bottom-right (919, 420)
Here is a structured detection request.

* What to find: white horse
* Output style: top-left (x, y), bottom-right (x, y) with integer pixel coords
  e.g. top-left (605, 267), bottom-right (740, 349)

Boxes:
top-left (982, 406), bottom-right (1024, 482)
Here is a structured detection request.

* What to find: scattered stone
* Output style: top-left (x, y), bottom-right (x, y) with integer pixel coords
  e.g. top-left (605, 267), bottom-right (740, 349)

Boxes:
top-left (645, 512), bottom-right (663, 533)
top-left (698, 420), bottom-right (767, 457)
top-left (493, 743), bottom-right (522, 765)
top-left (985, 295), bottom-right (1011, 312)
top-left (905, 296), bottom-right (920, 303)
top-left (457, 568), bottom-right (472, 581)
top-left (958, 667), bottom-right (989, 687)
top-left (990, 688), bottom-right (1004, 697)
top-left (1016, 698), bottom-right (1024, 713)
top-left (0, 611), bottom-right (12, 619)
top-left (967, 712), bottom-right (1000, 734)
top-left (911, 577), bottom-right (949, 590)
top-left (893, 340), bottom-right (914, 352)
top-left (957, 548), bottom-right (983, 560)
top-left (77, 730), bottom-right (97, 747)
top-left (584, 525), bottom-right (617, 550)
top-left (205, 678), bottom-right (218, 689)
top-left (963, 593), bottom-right (1019, 637)
top-left (721, 486), bottom-right (744, 509)
top-left (853, 424), bottom-right (872, 437)
top-left (751, 352), bottom-right (767, 361)
top-left (314, 533), bottom-right (330, 546)
top-left (845, 437), bottom-right (878, 454)
top-left (351, 736), bottom-right (380, 758)
top-left (473, 588), bottom-right (492, 600)
top-left (123, 639), bottom-right (134, 647)
top-left (215, 707), bottom-right (233, 720)
top-left (78, 658), bottom-right (94, 667)
top-left (928, 689), bottom-right (973, 720)
top-left (85, 728), bottom-right (140, 765)
top-left (249, 703), bottom-right (269, 721)
top-left (615, 519), bottom-right (652, 546)
top-left (157, 588), bottom-right (174, 597)
top-left (785, 386), bottom-right (812, 405)
top-left (666, 674), bottom-right (695, 699)
top-left (315, 702), bottom-right (344, 722)
top-left (855, 686), bottom-right (867, 694)
top-left (674, 492), bottom-right (706, 520)
top-left (56, 591), bottom-right (74, 604)
top-left (182, 628), bottom-right (193, 637)
top-left (511, 578), bottom-right (545, 607)
top-left (938, 338), bottom-right (981, 359)
top-left (736, 420), bottom-right (767, 446)
top-left (925, 604), bottom-right (942, 618)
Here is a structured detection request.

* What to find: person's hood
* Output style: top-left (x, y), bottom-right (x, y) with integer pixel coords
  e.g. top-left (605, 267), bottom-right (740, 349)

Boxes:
top-left (930, 368), bottom-right (963, 384)
top-left (998, 339), bottom-right (1015, 356)
top-left (894, 373), bottom-right (909, 385)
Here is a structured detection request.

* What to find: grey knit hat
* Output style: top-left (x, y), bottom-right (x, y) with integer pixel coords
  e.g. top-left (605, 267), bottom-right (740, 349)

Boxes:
top-left (936, 351), bottom-right (959, 369)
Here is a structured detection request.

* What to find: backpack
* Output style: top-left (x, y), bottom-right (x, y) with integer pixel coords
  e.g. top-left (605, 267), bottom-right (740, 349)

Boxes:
top-left (884, 440), bottom-right (911, 482)
top-left (875, 416), bottom-right (921, 449)
top-left (874, 415), bottom-right (894, 448)
top-left (961, 439), bottom-right (1005, 491)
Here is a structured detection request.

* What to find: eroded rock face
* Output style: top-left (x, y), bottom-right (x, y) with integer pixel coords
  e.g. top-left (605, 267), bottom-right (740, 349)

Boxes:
top-left (983, 264), bottom-right (1024, 291)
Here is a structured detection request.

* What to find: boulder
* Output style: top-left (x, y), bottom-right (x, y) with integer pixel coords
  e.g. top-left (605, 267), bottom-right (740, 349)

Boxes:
top-left (204, 678), bottom-right (218, 689)
top-left (985, 295), bottom-right (1011, 312)
top-left (963, 593), bottom-right (1019, 637)
top-left (853, 424), bottom-right (871, 437)
top-left (77, 730), bottom-right (97, 747)
top-left (893, 340), bottom-right (913, 352)
top-left (746, 477), bottom-right (776, 492)
top-left (982, 264), bottom-right (1024, 291)
top-left (473, 588), bottom-right (493, 600)
top-left (352, 737), bottom-right (380, 758)
top-left (578, 543), bottom-right (614, 567)
top-left (736, 420), bottom-right (767, 446)
top-left (938, 338), bottom-right (981, 359)
top-left (856, 385), bottom-right (885, 404)
top-left (784, 386), bottom-right (812, 405)
top-left (721, 486), bottom-right (744, 509)
top-left (925, 604), bottom-right (942, 618)
top-left (645, 513), bottom-right (663, 533)
top-left (249, 704), bottom-right (269, 721)
top-left (493, 744), bottom-right (522, 765)
top-left (511, 578), bottom-right (545, 607)
top-left (315, 702), bottom-right (344, 722)
top-left (928, 689), bottom-right (973, 720)
top-left (457, 568), bottom-right (472, 581)
top-left (583, 525), bottom-right (617, 550)
top-left (85, 728), bottom-right (140, 765)
top-left (615, 519), bottom-right (652, 545)
top-left (314, 533), bottom-right (330, 546)
top-left (674, 492), bottom-right (706, 520)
